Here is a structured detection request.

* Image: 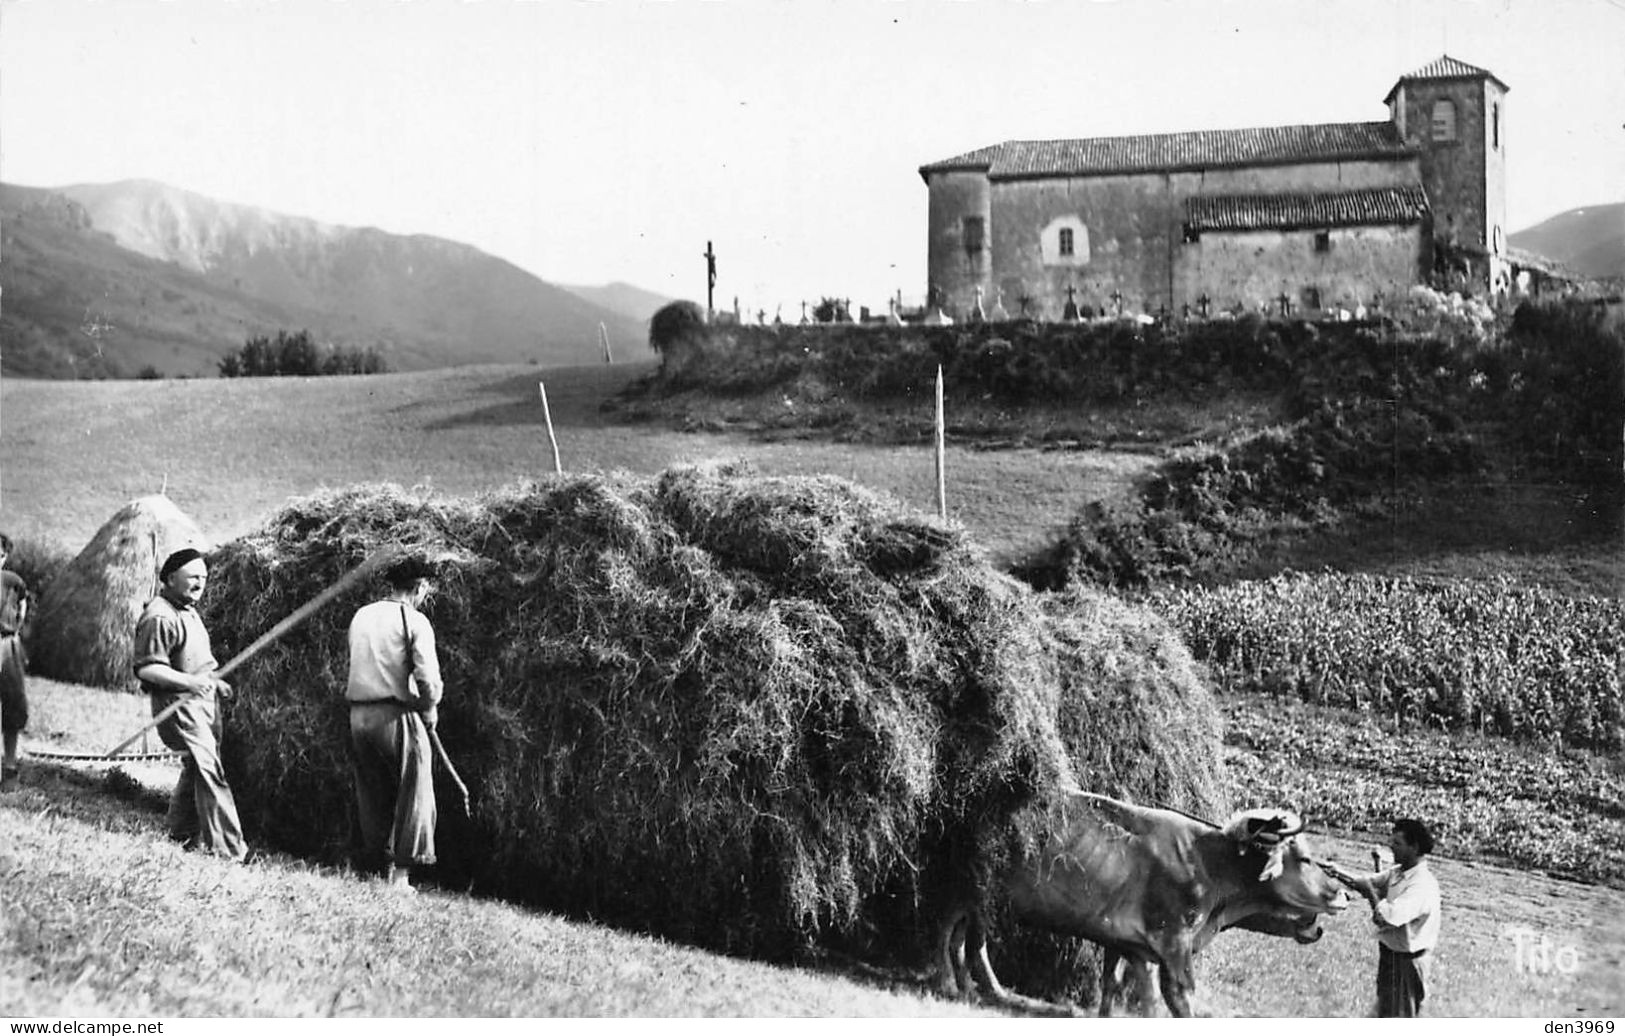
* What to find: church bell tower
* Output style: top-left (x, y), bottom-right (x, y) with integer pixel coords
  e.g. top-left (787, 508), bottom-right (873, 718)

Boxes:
top-left (1385, 56), bottom-right (1510, 296)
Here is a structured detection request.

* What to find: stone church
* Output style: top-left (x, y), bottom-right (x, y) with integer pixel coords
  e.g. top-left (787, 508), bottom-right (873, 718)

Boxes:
top-left (919, 55), bottom-right (1511, 321)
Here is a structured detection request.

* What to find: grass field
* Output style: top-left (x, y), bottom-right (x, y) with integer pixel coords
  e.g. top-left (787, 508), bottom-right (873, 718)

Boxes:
top-left (0, 362), bottom-right (1154, 570)
top-left (9, 679), bottom-right (1622, 1017)
top-left (3, 362), bottom-right (1622, 1017)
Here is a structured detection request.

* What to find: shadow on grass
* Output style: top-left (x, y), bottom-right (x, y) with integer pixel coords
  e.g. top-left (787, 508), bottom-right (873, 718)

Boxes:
top-left (1228, 480), bottom-right (1624, 599)
top-left (419, 364), bottom-right (657, 432)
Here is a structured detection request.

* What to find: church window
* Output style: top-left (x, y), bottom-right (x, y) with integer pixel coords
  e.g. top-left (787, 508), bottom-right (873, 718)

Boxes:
top-left (1041, 217), bottom-right (1089, 265)
top-left (1431, 100), bottom-right (1457, 141)
top-left (1493, 103), bottom-right (1500, 149)
top-left (962, 216), bottom-right (985, 257)
top-left (1314, 231), bottom-right (1331, 253)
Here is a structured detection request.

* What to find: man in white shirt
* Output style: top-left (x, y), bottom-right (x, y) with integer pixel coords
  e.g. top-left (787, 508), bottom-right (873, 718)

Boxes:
top-left (346, 557), bottom-right (444, 892)
top-left (1324, 819), bottom-right (1441, 1017)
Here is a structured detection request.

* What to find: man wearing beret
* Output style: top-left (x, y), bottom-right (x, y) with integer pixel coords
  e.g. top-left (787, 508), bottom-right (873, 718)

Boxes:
top-left (345, 556), bottom-right (444, 892)
top-left (133, 547), bottom-right (248, 861)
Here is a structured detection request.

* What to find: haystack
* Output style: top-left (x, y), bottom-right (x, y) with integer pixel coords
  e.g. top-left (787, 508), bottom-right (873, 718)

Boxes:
top-left (977, 587), bottom-right (1233, 1001)
top-left (30, 495), bottom-right (209, 689)
top-left (203, 462), bottom-right (1228, 992)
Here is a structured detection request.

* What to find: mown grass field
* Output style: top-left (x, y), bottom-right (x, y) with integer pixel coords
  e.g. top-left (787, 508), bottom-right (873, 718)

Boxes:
top-left (3, 362), bottom-right (1622, 1017)
top-left (0, 362), bottom-right (1153, 570)
top-left (10, 679), bottom-right (1622, 1017)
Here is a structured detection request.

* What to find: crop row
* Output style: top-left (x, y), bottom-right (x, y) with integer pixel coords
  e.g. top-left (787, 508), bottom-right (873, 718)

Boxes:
top-left (1156, 571), bottom-right (1624, 751)
top-left (1221, 693), bottom-right (1624, 888)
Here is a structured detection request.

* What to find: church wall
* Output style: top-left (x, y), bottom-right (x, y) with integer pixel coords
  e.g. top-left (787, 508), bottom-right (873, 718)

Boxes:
top-left (982, 157), bottom-right (1422, 319)
top-left (989, 171), bottom-right (1177, 320)
top-left (1176, 222), bottom-right (1425, 314)
top-left (924, 170), bottom-right (992, 315)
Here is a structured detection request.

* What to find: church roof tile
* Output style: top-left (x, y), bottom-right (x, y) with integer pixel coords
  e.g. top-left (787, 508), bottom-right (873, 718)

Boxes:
top-left (1383, 54), bottom-right (1508, 102)
top-left (919, 121), bottom-right (1411, 181)
top-left (1183, 185), bottom-right (1430, 233)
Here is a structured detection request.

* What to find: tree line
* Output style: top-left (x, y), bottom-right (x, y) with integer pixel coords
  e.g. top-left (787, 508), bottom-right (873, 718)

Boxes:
top-left (218, 330), bottom-right (388, 377)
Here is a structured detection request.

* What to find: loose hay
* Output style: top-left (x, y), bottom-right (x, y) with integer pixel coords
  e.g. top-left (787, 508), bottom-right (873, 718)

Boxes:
top-left (975, 587), bottom-right (1233, 1003)
top-left (31, 495), bottom-right (209, 690)
top-left (203, 462), bottom-right (1228, 992)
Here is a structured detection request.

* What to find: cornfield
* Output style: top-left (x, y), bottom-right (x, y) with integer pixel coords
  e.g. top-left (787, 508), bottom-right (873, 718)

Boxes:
top-left (1155, 572), bottom-right (1624, 751)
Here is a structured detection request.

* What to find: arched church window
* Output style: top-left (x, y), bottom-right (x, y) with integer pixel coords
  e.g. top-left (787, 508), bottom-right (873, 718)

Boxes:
top-left (1431, 100), bottom-right (1457, 142)
top-left (1041, 217), bottom-right (1089, 265)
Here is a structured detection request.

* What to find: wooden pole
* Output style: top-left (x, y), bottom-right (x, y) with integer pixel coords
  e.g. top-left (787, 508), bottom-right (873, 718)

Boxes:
top-left (430, 728), bottom-right (471, 816)
top-left (105, 549), bottom-right (398, 758)
top-left (935, 365), bottom-right (947, 520)
top-left (538, 381), bottom-right (562, 474)
top-left (599, 322), bottom-right (613, 364)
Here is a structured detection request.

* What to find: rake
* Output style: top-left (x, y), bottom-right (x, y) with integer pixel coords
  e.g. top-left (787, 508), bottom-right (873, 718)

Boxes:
top-left (29, 549), bottom-right (397, 763)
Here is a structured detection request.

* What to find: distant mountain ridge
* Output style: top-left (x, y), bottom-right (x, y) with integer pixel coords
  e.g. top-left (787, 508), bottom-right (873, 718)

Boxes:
top-left (1508, 202), bottom-right (1623, 280)
top-left (557, 281), bottom-right (673, 324)
top-left (1, 179), bottom-right (655, 378)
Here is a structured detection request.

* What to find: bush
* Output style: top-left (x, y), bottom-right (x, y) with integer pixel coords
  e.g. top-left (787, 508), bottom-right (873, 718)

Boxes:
top-left (648, 300), bottom-right (712, 380)
top-left (1498, 301), bottom-right (1625, 479)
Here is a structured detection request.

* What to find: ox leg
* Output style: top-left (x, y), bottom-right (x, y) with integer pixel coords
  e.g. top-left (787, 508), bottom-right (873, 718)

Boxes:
top-left (1100, 953), bottom-right (1154, 1017)
top-left (964, 917), bottom-right (1078, 1017)
top-left (1098, 949), bottom-right (1122, 1017)
top-left (1125, 961), bottom-right (1157, 1017)
top-left (935, 908), bottom-right (973, 998)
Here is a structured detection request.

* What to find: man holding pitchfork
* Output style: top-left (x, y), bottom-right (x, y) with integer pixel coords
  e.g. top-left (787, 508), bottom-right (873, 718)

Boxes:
top-left (133, 547), bottom-right (248, 861)
top-left (345, 556), bottom-right (444, 893)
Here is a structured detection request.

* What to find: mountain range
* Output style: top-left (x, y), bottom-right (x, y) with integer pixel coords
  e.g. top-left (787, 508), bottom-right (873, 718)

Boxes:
top-left (2, 178), bottom-right (1615, 380)
top-left (0, 179), bottom-right (669, 378)
top-left (1507, 202), bottom-right (1624, 281)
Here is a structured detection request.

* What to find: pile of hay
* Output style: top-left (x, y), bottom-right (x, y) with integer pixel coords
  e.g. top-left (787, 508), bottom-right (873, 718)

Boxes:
top-left (978, 587), bottom-right (1232, 1002)
top-left (204, 462), bottom-right (1228, 988)
top-left (31, 495), bottom-right (209, 689)
top-left (1043, 587), bottom-right (1229, 817)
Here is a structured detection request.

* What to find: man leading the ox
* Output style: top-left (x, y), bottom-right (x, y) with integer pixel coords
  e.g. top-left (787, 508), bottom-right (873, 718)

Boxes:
top-left (134, 548), bottom-right (249, 860)
top-left (1324, 818), bottom-right (1441, 1017)
top-left (345, 557), bottom-right (444, 893)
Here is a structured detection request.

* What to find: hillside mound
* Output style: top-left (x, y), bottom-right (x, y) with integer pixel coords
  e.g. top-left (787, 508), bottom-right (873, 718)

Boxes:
top-left (31, 494), bottom-right (209, 689)
top-left (202, 464), bottom-right (1227, 990)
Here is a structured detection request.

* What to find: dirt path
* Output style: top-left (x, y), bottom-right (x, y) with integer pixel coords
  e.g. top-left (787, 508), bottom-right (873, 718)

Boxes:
top-left (1192, 832), bottom-right (1625, 1017)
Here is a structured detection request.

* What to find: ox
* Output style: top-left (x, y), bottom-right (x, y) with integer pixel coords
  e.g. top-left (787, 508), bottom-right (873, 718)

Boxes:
top-left (938, 791), bottom-right (1349, 1017)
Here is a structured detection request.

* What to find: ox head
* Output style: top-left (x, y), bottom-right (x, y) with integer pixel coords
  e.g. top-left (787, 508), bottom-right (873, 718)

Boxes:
top-left (1220, 809), bottom-right (1349, 939)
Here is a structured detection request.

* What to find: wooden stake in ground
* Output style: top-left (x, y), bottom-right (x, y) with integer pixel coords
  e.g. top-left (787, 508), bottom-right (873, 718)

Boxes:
top-left (935, 365), bottom-right (947, 521)
top-left (538, 381), bottom-right (562, 474)
top-left (599, 322), bottom-right (613, 365)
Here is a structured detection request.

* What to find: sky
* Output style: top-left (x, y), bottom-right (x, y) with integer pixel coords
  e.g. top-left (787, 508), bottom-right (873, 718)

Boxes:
top-left (2, 0), bottom-right (1622, 316)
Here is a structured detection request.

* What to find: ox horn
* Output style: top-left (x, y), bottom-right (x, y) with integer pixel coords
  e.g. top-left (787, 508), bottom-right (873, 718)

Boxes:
top-left (1262, 815), bottom-right (1306, 841)
top-left (1244, 814), bottom-right (1306, 844)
